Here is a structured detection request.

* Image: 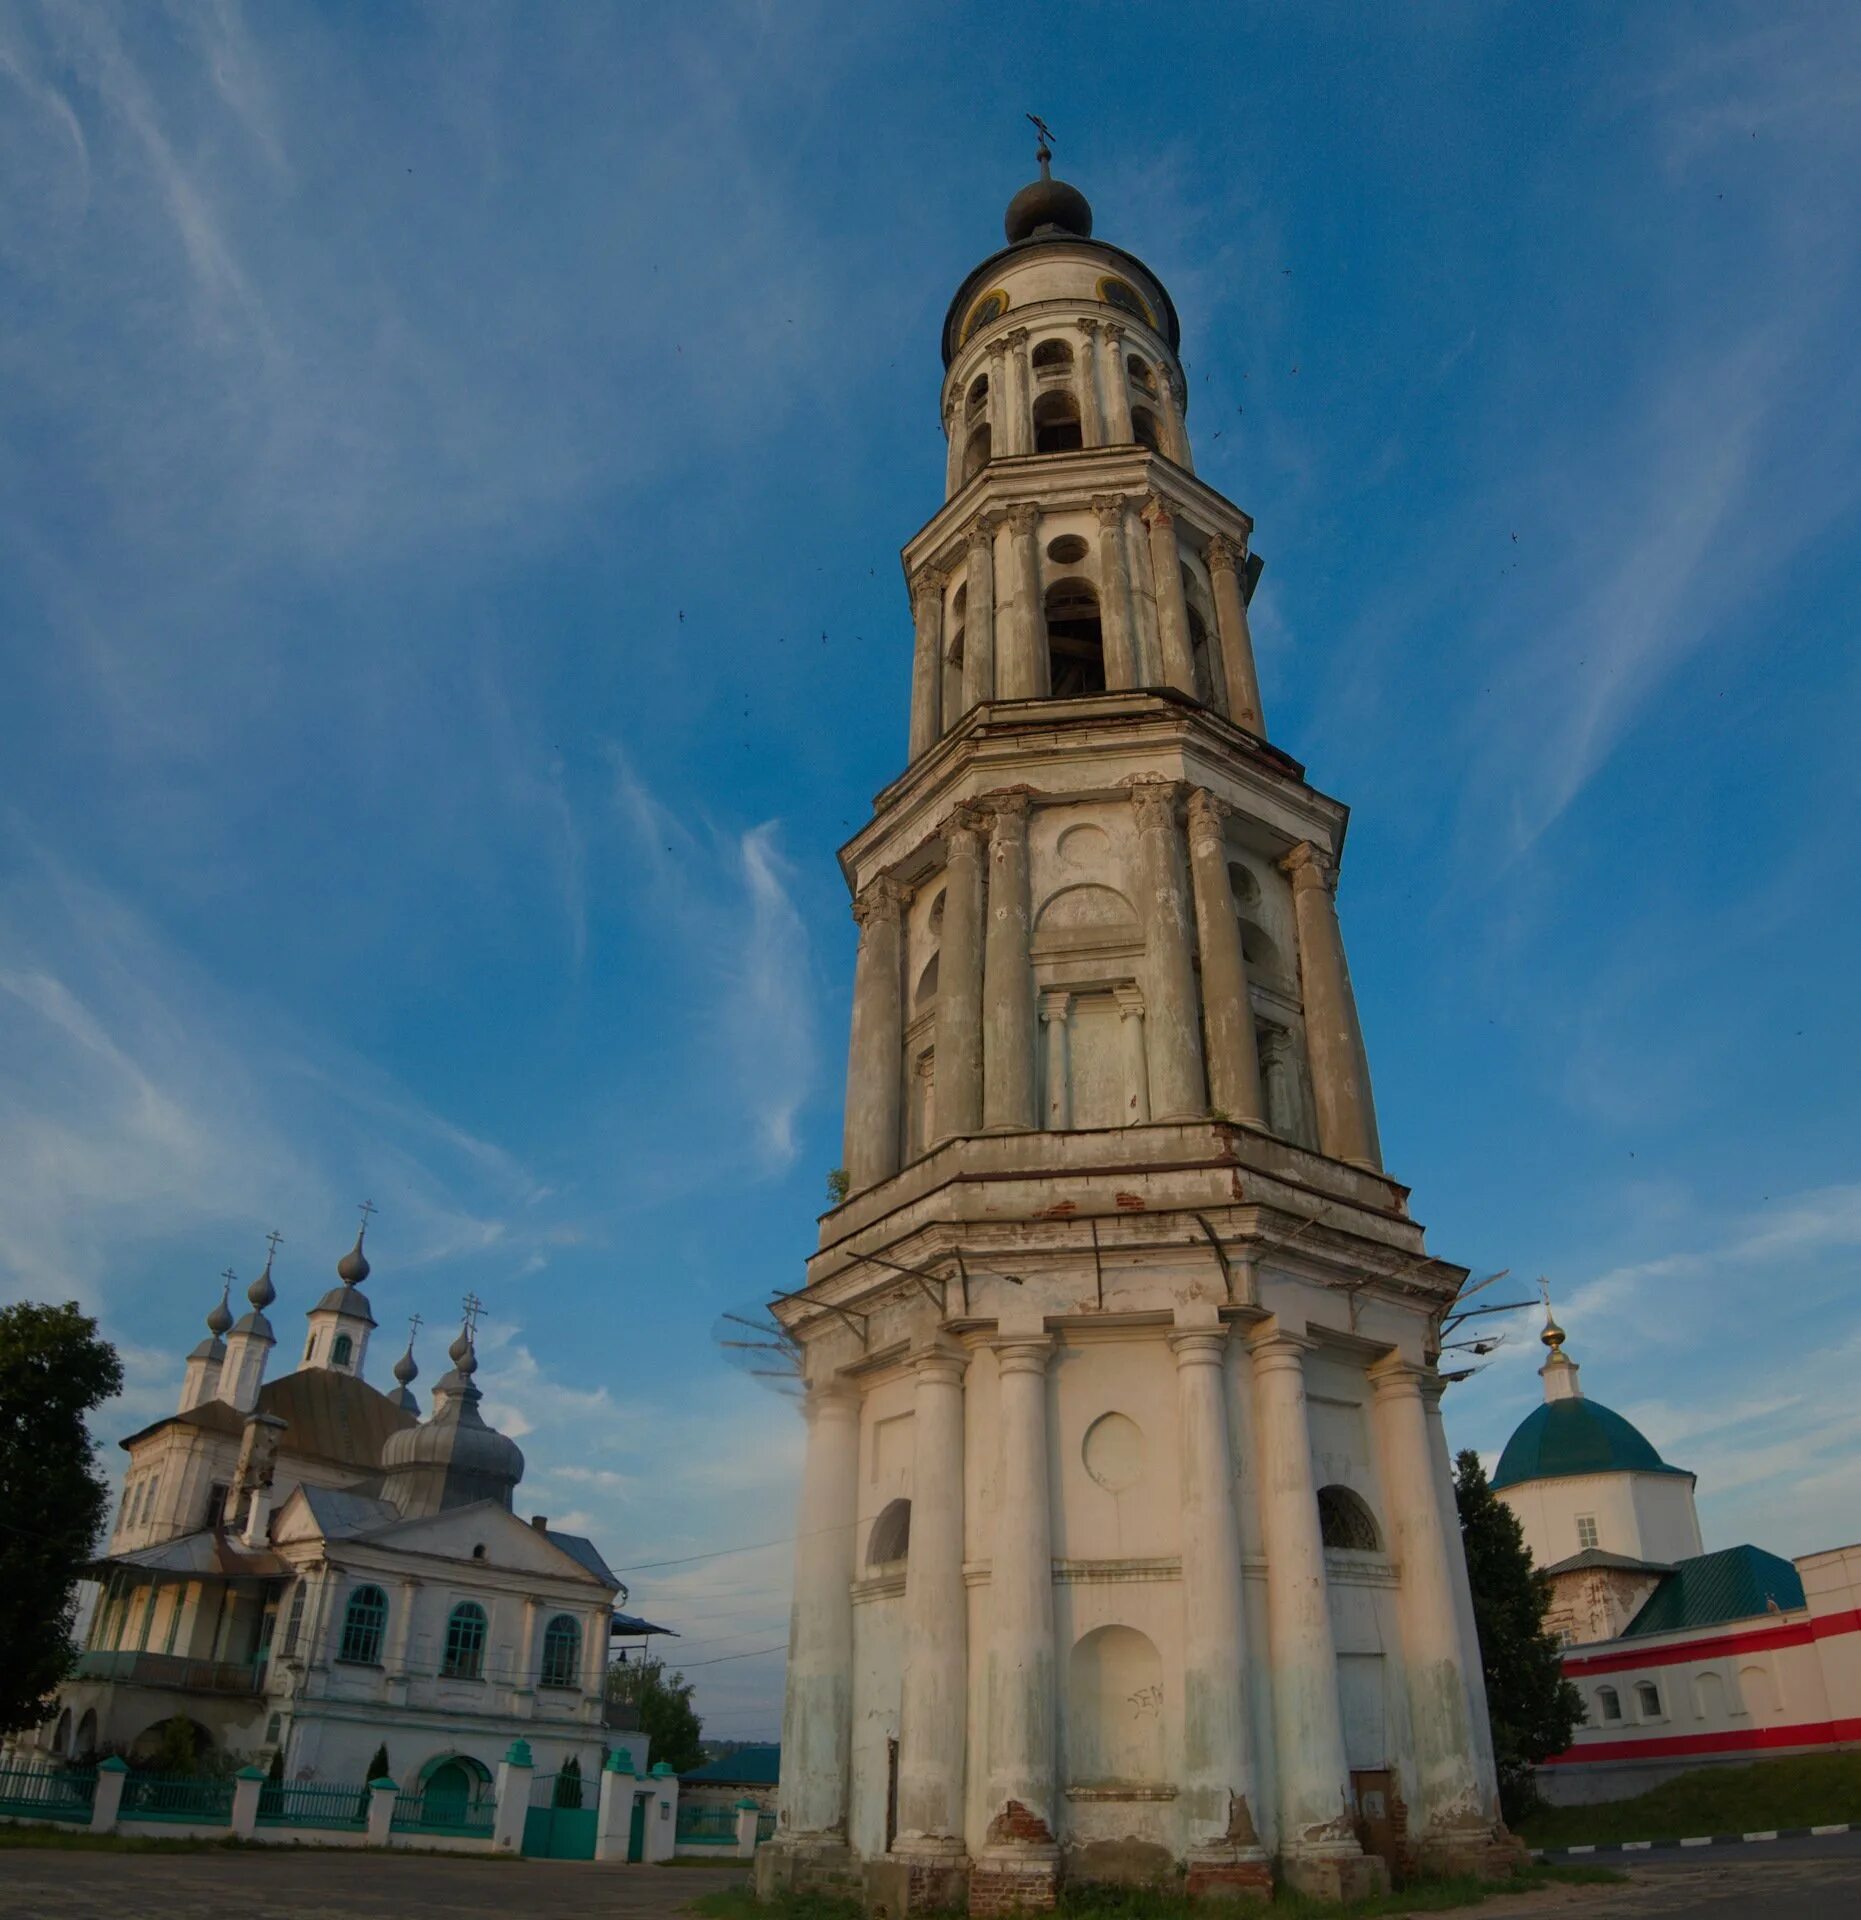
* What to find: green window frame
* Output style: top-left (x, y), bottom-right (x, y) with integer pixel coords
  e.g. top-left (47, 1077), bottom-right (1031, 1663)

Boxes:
top-left (337, 1583), bottom-right (388, 1665)
top-left (539, 1613), bottom-right (581, 1688)
top-left (441, 1600), bottom-right (488, 1679)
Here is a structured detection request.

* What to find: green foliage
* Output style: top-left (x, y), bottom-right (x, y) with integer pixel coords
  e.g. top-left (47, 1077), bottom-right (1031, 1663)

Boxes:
top-left (267, 1748), bottom-right (285, 1784)
top-left (365, 1743), bottom-right (388, 1783)
top-left (605, 1652), bottom-right (704, 1773)
top-left (554, 1752), bottom-right (585, 1808)
top-left (1520, 1750), bottom-right (1861, 1849)
top-left (146, 1716), bottom-right (201, 1776)
top-left (0, 1300), bottom-right (123, 1736)
top-left (825, 1168), bottom-right (851, 1207)
top-left (1453, 1449), bottom-right (1583, 1824)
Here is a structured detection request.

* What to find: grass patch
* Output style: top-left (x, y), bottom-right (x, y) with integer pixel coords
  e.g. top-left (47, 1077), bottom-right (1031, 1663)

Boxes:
top-left (1519, 1751), bottom-right (1861, 1850)
top-left (689, 1864), bottom-right (1622, 1920)
top-left (0, 1826), bottom-right (248, 1853)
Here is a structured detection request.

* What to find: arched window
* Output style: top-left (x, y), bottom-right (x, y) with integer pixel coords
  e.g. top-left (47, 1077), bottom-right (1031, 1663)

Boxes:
top-left (945, 584), bottom-right (967, 724)
top-left (1032, 389), bottom-right (1083, 454)
top-left (441, 1600), bottom-right (487, 1679)
top-left (966, 374), bottom-right (989, 419)
top-left (963, 422), bottom-right (992, 483)
top-left (331, 1332), bottom-right (354, 1369)
top-left (1045, 578), bottom-right (1105, 697)
top-left (304, 1334), bottom-right (317, 1362)
top-left (1635, 1680), bottom-right (1663, 1720)
top-left (1596, 1685), bottom-right (1622, 1722)
top-left (1186, 594), bottom-right (1216, 705)
top-left (539, 1613), bottom-right (581, 1688)
top-left (337, 1584), bottom-right (388, 1665)
top-left (1031, 337), bottom-right (1074, 374)
top-left (53, 1709), bottom-right (71, 1757)
top-left (1131, 406), bottom-right (1161, 453)
top-left (75, 1709), bottom-right (98, 1759)
top-left (1126, 355), bottom-right (1156, 393)
top-left (1316, 1484), bottom-right (1382, 1552)
top-left (867, 1497), bottom-right (912, 1567)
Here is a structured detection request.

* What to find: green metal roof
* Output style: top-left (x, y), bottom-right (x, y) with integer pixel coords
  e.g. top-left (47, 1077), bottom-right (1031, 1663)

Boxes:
top-left (1622, 1545), bottom-right (1806, 1638)
top-left (682, 1744), bottom-right (780, 1786)
top-left (1491, 1396), bottom-right (1689, 1490)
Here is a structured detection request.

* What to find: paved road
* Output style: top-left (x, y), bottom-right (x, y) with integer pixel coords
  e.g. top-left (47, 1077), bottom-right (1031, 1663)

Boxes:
top-left (1540, 1830), bottom-right (1861, 1870)
top-left (0, 1851), bottom-right (748, 1920)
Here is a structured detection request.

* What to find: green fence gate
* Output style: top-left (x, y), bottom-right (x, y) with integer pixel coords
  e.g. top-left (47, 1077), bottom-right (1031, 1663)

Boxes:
top-left (522, 1768), bottom-right (598, 1861)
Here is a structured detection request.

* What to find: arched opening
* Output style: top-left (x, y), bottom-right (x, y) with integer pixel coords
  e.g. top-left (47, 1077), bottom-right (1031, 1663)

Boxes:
top-left (131, 1715), bottom-right (215, 1770)
top-left (1045, 577), bottom-right (1105, 698)
top-left (53, 1708), bottom-right (72, 1757)
top-left (1131, 406), bottom-right (1161, 453)
top-left (1693, 1670), bottom-right (1726, 1720)
top-left (1066, 1625), bottom-right (1164, 1786)
top-left (963, 422), bottom-right (992, 483)
top-left (331, 1331), bottom-right (354, 1369)
top-left (74, 1710), bottom-right (98, 1760)
top-left (1185, 587), bottom-right (1217, 705)
top-left (540, 1613), bottom-right (581, 1688)
top-left (966, 374), bottom-right (989, 419)
top-left (867, 1497), bottom-right (911, 1567)
top-left (1227, 861), bottom-right (1260, 909)
top-left (420, 1752), bottom-right (492, 1823)
top-left (1739, 1664), bottom-right (1776, 1716)
top-left (338, 1583), bottom-right (388, 1665)
top-left (945, 584), bottom-right (966, 723)
top-left (1031, 337), bottom-right (1074, 375)
top-left (1126, 355), bottom-right (1156, 393)
top-left (441, 1601), bottom-right (488, 1680)
top-left (1032, 389), bottom-right (1083, 454)
top-left (1317, 1484), bottom-right (1382, 1552)
top-left (914, 952), bottom-right (940, 1012)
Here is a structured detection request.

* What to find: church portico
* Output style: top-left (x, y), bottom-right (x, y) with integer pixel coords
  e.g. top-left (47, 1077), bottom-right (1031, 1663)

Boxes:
top-left (761, 141), bottom-right (1512, 1910)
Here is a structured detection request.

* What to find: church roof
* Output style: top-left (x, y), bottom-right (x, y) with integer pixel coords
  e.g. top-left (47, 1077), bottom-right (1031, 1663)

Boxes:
top-left (296, 1485), bottom-right (399, 1536)
top-left (85, 1529), bottom-right (291, 1582)
top-left (548, 1531), bottom-right (616, 1585)
top-left (1492, 1395), bottom-right (1690, 1491)
top-left (1621, 1545), bottom-right (1807, 1638)
top-left (1539, 1546), bottom-right (1674, 1577)
top-left (122, 1366), bottom-right (415, 1472)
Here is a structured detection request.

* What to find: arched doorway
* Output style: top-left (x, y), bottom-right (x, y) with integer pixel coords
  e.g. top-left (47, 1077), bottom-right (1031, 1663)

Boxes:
top-left (420, 1752), bottom-right (491, 1825)
top-left (1045, 578), bottom-right (1105, 697)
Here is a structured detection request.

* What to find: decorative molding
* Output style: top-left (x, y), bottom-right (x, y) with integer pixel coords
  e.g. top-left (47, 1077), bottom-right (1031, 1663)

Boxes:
top-left (1065, 1783), bottom-right (1179, 1802)
top-left (1053, 1556), bottom-right (1182, 1585)
top-left (910, 564), bottom-right (948, 605)
top-left (1090, 491), bottom-right (1127, 528)
top-left (1127, 777), bottom-right (1182, 831)
top-left (1205, 534), bottom-right (1243, 575)
top-left (1006, 501), bottom-right (1041, 535)
top-left (851, 874), bottom-right (908, 930)
top-left (1185, 787), bottom-right (1231, 852)
top-left (1280, 840), bottom-right (1337, 895)
top-left (1141, 494), bottom-right (1174, 531)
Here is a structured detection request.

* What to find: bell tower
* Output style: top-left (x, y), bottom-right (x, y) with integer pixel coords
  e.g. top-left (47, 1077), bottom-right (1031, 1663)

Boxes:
top-left (761, 143), bottom-right (1517, 1913)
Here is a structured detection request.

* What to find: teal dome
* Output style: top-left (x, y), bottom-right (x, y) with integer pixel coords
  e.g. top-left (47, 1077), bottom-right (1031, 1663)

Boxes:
top-left (1492, 1396), bottom-right (1689, 1491)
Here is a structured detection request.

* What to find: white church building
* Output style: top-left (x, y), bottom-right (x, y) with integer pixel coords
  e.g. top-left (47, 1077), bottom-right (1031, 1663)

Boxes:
top-left (757, 149), bottom-right (1518, 1912)
top-left (1494, 1308), bottom-right (1861, 1804)
top-left (17, 1223), bottom-right (646, 1812)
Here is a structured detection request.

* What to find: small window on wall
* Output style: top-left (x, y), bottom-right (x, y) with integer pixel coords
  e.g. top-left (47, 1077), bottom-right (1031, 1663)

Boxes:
top-left (338, 1584), bottom-right (388, 1665)
top-left (540, 1613), bottom-right (582, 1688)
top-left (1030, 337), bottom-right (1073, 374)
top-left (1032, 389), bottom-right (1082, 454)
top-left (1635, 1681), bottom-right (1663, 1720)
top-left (441, 1601), bottom-right (488, 1679)
top-left (332, 1332), bottom-right (354, 1368)
top-left (1131, 407), bottom-right (1161, 453)
top-left (1577, 1514), bottom-right (1599, 1550)
top-left (963, 422), bottom-right (992, 483)
top-left (1597, 1685), bottom-right (1622, 1722)
top-left (1316, 1484), bottom-right (1381, 1552)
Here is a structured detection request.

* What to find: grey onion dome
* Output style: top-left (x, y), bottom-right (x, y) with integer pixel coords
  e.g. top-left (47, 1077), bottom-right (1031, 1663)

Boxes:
top-left (1004, 163), bottom-right (1092, 244)
top-left (336, 1228), bottom-right (370, 1286)
top-left (205, 1289), bottom-right (234, 1338)
top-left (393, 1342), bottom-right (419, 1387)
top-left (448, 1326), bottom-right (477, 1374)
top-left (246, 1258), bottom-right (277, 1311)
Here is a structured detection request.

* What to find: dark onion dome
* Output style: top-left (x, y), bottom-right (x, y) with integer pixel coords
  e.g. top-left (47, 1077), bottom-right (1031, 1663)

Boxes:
top-left (205, 1289), bottom-right (234, 1338)
top-left (247, 1257), bottom-right (277, 1311)
top-left (1491, 1397), bottom-right (1691, 1491)
top-left (393, 1342), bottom-right (419, 1387)
top-left (1005, 171), bottom-right (1093, 244)
top-left (337, 1227), bottom-right (370, 1286)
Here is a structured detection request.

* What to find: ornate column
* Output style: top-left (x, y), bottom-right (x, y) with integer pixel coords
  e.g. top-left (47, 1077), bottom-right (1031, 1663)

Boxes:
top-left (985, 338), bottom-right (1008, 453)
top-left (982, 795), bottom-right (1036, 1131)
top-left (776, 1385), bottom-right (860, 1848)
top-left (998, 503), bottom-right (1047, 698)
top-left (1280, 844), bottom-right (1381, 1170)
top-left (1368, 1359), bottom-right (1503, 1862)
top-left (1142, 497), bottom-right (1198, 697)
top-left (1258, 1028), bottom-right (1308, 1145)
top-left (977, 1334), bottom-right (1059, 1899)
top-left (1101, 324), bottom-right (1134, 442)
top-left (1115, 985), bottom-right (1151, 1123)
top-left (1246, 1330), bottom-right (1368, 1881)
top-left (909, 567), bottom-right (945, 759)
top-left (1130, 781), bottom-right (1206, 1120)
top-left (1156, 367), bottom-right (1194, 471)
top-left (843, 876), bottom-right (905, 1191)
top-left (1091, 493), bottom-right (1138, 689)
top-left (893, 1340), bottom-right (968, 1862)
top-left (962, 518), bottom-right (997, 712)
top-left (933, 809), bottom-right (986, 1142)
top-left (1001, 327), bottom-right (1032, 456)
top-left (943, 399), bottom-right (963, 497)
top-left (1074, 318), bottom-right (1106, 447)
top-left (1039, 990), bottom-right (1071, 1130)
top-left (1206, 537), bottom-right (1265, 733)
top-left (1171, 1309), bottom-right (1270, 1893)
top-left (1185, 790), bottom-right (1265, 1126)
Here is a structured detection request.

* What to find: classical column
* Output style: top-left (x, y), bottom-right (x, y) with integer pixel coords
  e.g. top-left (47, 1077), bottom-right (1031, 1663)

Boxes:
top-left (1246, 1331), bottom-right (1363, 1866)
top-left (1280, 844), bottom-right (1381, 1170)
top-left (982, 795), bottom-right (1037, 1131)
top-left (962, 518), bottom-right (997, 712)
top-left (998, 503), bottom-right (1047, 699)
top-left (1368, 1359), bottom-right (1493, 1853)
top-left (1185, 790), bottom-right (1265, 1126)
top-left (1074, 318), bottom-right (1106, 447)
top-left (1130, 781), bottom-right (1206, 1120)
top-left (387, 1576), bottom-right (418, 1676)
top-left (1101, 323), bottom-right (1134, 442)
top-left (908, 567), bottom-right (945, 759)
top-left (985, 338), bottom-right (1008, 453)
top-left (1142, 497), bottom-right (1198, 697)
top-left (982, 1335), bottom-right (1058, 1848)
top-left (1156, 367), bottom-right (1194, 471)
top-left (1206, 537), bottom-right (1265, 733)
top-left (776, 1385), bottom-right (860, 1844)
top-left (843, 876), bottom-right (905, 1191)
top-left (1258, 1028), bottom-right (1306, 1145)
top-left (1001, 328), bottom-right (1032, 456)
top-left (1115, 985), bottom-right (1151, 1123)
top-left (1039, 990), bottom-right (1071, 1130)
top-left (944, 399), bottom-right (963, 497)
top-left (894, 1341), bottom-right (968, 1855)
top-left (1091, 493), bottom-right (1138, 689)
top-left (1171, 1310), bottom-right (1270, 1888)
top-left (933, 809), bottom-right (986, 1142)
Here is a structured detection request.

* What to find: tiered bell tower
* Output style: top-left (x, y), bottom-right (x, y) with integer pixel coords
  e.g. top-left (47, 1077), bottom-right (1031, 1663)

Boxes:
top-left (760, 145), bottom-right (1517, 1912)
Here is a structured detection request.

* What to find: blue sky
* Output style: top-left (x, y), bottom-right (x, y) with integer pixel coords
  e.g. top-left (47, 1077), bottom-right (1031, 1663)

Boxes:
top-left (3, 2), bottom-right (1859, 1743)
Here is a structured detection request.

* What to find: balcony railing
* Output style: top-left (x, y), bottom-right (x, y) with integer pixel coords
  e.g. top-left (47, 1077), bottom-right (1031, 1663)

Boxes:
top-left (72, 1650), bottom-right (267, 1696)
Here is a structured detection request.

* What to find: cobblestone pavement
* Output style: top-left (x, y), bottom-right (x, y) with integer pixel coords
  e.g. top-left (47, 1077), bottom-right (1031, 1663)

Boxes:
top-left (0, 1851), bottom-right (748, 1920)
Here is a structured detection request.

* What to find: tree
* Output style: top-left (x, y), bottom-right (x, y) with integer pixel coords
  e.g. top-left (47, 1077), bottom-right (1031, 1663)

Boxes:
top-left (606, 1652), bottom-right (704, 1774)
top-left (554, 1752), bottom-right (584, 1808)
top-left (1454, 1448), bottom-right (1584, 1823)
top-left (0, 1301), bottom-right (123, 1736)
top-left (366, 1742), bottom-right (390, 1783)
